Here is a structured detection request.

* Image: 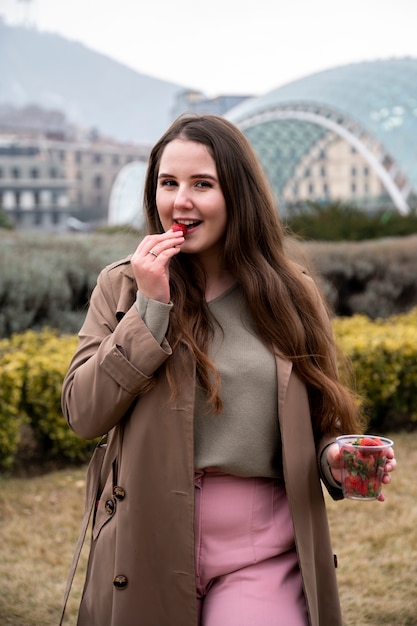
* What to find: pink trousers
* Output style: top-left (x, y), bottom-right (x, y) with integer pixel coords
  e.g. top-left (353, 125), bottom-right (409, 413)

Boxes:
top-left (194, 472), bottom-right (308, 626)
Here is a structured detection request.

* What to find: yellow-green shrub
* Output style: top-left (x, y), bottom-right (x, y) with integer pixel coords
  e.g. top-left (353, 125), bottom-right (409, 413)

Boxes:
top-left (0, 330), bottom-right (96, 471)
top-left (23, 331), bottom-right (97, 460)
top-left (1, 308), bottom-right (416, 471)
top-left (333, 307), bottom-right (417, 430)
top-left (0, 339), bottom-right (28, 468)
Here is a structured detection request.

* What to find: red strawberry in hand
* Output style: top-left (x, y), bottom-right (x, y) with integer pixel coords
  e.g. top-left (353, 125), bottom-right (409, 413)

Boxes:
top-left (171, 223), bottom-right (187, 235)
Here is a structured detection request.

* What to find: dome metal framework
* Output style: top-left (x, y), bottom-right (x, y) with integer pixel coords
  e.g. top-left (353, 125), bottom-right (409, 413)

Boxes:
top-left (227, 58), bottom-right (417, 214)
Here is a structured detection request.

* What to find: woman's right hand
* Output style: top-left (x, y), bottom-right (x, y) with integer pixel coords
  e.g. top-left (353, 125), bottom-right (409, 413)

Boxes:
top-left (131, 228), bottom-right (185, 303)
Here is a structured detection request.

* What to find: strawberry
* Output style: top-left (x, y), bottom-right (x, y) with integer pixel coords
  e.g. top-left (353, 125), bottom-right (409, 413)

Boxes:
top-left (347, 475), bottom-right (370, 497)
top-left (171, 223), bottom-right (187, 235)
top-left (358, 437), bottom-right (383, 447)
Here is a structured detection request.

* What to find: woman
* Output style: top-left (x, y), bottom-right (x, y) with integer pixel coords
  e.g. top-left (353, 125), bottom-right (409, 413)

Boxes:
top-left (61, 114), bottom-right (396, 626)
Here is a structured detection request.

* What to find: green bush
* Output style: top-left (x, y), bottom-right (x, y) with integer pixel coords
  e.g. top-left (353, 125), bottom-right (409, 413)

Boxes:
top-left (1, 231), bottom-right (417, 333)
top-left (0, 206), bottom-right (13, 230)
top-left (334, 308), bottom-right (417, 431)
top-left (0, 338), bottom-right (28, 468)
top-left (0, 231), bottom-right (139, 336)
top-left (0, 330), bottom-right (97, 471)
top-left (1, 307), bottom-right (417, 471)
top-left (285, 201), bottom-right (417, 241)
top-left (303, 235), bottom-right (417, 318)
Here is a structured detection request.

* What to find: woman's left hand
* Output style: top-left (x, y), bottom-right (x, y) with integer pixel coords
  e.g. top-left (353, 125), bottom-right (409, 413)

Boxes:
top-left (326, 442), bottom-right (397, 502)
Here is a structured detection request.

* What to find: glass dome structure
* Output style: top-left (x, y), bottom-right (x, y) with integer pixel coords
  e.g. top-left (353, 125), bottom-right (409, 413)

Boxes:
top-left (108, 161), bottom-right (147, 228)
top-left (226, 58), bottom-right (417, 213)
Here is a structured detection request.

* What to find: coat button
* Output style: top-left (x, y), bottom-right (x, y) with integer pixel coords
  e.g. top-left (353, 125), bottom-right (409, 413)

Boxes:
top-left (113, 574), bottom-right (128, 589)
top-left (105, 499), bottom-right (115, 515)
top-left (113, 486), bottom-right (126, 500)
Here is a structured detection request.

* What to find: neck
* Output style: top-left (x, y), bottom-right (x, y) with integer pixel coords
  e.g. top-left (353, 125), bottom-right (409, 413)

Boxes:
top-left (204, 269), bottom-right (235, 302)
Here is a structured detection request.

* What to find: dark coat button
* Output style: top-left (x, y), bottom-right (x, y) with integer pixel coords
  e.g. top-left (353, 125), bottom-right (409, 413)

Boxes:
top-left (113, 575), bottom-right (128, 589)
top-left (113, 486), bottom-right (126, 500)
top-left (105, 499), bottom-right (115, 515)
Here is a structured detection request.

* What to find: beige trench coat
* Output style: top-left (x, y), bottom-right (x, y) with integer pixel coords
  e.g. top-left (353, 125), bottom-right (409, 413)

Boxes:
top-left (62, 257), bottom-right (344, 626)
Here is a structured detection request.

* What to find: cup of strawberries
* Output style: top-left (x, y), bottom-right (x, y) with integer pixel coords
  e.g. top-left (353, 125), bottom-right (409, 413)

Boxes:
top-left (336, 435), bottom-right (394, 500)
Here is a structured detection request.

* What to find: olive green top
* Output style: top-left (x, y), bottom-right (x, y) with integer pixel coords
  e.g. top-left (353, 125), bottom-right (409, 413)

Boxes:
top-left (136, 285), bottom-right (340, 485)
top-left (193, 284), bottom-right (282, 477)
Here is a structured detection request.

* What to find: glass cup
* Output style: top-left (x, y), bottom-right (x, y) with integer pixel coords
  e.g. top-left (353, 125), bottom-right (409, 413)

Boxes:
top-left (336, 435), bottom-right (394, 500)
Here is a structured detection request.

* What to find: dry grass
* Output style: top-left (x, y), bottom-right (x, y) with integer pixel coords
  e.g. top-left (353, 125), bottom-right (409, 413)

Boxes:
top-left (0, 432), bottom-right (415, 625)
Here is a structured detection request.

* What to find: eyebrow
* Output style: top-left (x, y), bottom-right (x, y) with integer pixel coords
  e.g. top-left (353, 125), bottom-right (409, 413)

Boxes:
top-left (158, 172), bottom-right (218, 181)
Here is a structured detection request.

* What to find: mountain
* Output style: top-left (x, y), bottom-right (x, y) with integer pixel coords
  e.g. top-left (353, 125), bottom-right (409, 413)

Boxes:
top-left (0, 19), bottom-right (190, 144)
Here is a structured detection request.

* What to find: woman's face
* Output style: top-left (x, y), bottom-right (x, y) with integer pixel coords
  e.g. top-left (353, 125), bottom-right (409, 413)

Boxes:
top-left (156, 139), bottom-right (227, 265)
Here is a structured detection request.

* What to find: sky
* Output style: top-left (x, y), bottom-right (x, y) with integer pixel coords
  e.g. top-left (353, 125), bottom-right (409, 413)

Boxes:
top-left (1, 0), bottom-right (417, 97)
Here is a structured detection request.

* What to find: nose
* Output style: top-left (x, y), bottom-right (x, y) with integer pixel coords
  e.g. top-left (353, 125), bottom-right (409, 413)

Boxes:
top-left (173, 184), bottom-right (193, 210)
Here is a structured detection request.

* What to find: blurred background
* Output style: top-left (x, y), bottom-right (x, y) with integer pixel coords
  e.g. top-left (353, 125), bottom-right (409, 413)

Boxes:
top-left (1, 0), bottom-right (417, 231)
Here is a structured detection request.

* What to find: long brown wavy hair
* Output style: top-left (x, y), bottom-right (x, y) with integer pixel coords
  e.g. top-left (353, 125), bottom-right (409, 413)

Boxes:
top-left (144, 114), bottom-right (362, 438)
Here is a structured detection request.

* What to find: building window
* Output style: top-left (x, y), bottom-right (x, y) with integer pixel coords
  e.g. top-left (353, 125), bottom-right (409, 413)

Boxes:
top-left (94, 175), bottom-right (102, 189)
top-left (34, 210), bottom-right (42, 225)
top-left (351, 167), bottom-right (357, 177)
top-left (305, 167), bottom-right (311, 178)
top-left (323, 183), bottom-right (329, 196)
top-left (351, 146), bottom-right (357, 154)
top-left (30, 168), bottom-right (39, 178)
top-left (308, 183), bottom-right (314, 194)
top-left (319, 149), bottom-right (326, 160)
top-left (11, 167), bottom-right (20, 178)
top-left (50, 168), bottom-right (58, 178)
top-left (76, 151), bottom-right (82, 164)
top-left (0, 168), bottom-right (3, 178)
top-left (113, 154), bottom-right (120, 166)
top-left (364, 166), bottom-right (369, 176)
top-left (364, 182), bottom-right (369, 195)
top-left (351, 183), bottom-right (357, 194)
top-left (94, 153), bottom-right (102, 164)
top-left (320, 166), bottom-right (326, 177)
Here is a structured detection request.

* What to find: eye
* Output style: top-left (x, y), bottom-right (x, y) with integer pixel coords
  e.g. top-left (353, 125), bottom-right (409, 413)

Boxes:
top-left (160, 179), bottom-right (177, 187)
top-left (195, 180), bottom-right (212, 189)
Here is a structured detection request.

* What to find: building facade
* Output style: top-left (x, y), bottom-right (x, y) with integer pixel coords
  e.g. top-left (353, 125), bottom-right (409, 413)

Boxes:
top-left (0, 132), bottom-right (150, 231)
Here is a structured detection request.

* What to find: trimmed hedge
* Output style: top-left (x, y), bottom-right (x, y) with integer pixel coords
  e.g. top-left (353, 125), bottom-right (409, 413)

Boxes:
top-left (333, 308), bottom-right (417, 432)
top-left (0, 329), bottom-right (96, 471)
top-left (303, 235), bottom-right (417, 318)
top-left (2, 232), bottom-right (417, 339)
top-left (285, 201), bottom-right (417, 241)
top-left (0, 230), bottom-right (139, 337)
top-left (0, 308), bottom-right (416, 471)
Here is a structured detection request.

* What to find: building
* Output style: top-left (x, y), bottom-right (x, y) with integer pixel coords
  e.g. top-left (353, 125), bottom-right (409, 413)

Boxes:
top-left (0, 131), bottom-right (150, 231)
top-left (63, 137), bottom-right (149, 224)
top-left (226, 58), bottom-right (417, 214)
top-left (0, 135), bottom-right (72, 230)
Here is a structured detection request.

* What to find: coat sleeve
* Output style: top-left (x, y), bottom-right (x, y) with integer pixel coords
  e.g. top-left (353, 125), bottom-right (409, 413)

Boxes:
top-left (61, 266), bottom-right (172, 440)
top-left (317, 437), bottom-right (344, 500)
